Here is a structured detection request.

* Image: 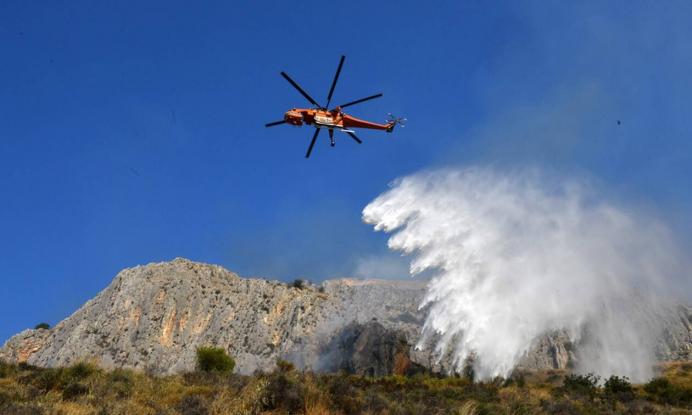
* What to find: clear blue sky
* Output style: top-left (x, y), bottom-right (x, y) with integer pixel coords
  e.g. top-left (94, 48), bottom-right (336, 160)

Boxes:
top-left (1, 1), bottom-right (691, 342)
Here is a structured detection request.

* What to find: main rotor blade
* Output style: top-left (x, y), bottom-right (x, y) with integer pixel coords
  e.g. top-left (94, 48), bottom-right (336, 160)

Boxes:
top-left (305, 128), bottom-right (321, 158)
top-left (281, 72), bottom-right (321, 107)
top-left (346, 131), bottom-right (362, 144)
top-left (265, 120), bottom-right (286, 127)
top-left (325, 55), bottom-right (345, 109)
top-left (337, 93), bottom-right (383, 109)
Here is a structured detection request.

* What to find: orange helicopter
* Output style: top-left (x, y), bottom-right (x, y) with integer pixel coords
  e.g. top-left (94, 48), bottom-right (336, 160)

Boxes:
top-left (265, 55), bottom-right (405, 158)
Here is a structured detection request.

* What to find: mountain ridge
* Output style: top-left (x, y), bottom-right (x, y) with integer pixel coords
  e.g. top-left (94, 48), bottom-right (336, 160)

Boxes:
top-left (1, 258), bottom-right (690, 375)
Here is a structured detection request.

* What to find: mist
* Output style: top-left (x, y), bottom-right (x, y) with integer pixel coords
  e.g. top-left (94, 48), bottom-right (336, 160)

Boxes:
top-left (363, 166), bottom-right (688, 382)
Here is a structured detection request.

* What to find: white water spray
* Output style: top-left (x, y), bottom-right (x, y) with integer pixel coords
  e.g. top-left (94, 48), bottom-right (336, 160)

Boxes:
top-left (363, 167), bottom-right (684, 382)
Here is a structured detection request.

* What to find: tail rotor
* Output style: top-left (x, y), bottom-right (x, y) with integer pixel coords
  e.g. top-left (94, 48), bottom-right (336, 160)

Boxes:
top-left (386, 113), bottom-right (406, 132)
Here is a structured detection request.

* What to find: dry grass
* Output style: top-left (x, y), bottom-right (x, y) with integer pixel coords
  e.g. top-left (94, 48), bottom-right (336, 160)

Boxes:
top-left (663, 361), bottom-right (692, 388)
top-left (457, 400), bottom-right (478, 415)
top-left (0, 360), bottom-right (690, 414)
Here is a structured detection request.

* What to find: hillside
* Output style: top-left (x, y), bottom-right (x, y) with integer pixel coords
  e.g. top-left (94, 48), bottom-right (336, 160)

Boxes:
top-left (0, 360), bottom-right (690, 414)
top-left (1, 258), bottom-right (690, 376)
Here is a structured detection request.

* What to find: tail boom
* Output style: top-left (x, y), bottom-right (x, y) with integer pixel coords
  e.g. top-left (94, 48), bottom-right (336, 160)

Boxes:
top-left (341, 114), bottom-right (394, 132)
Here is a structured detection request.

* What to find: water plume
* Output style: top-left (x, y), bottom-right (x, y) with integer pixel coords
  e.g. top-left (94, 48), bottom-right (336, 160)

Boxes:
top-left (363, 166), bottom-right (685, 382)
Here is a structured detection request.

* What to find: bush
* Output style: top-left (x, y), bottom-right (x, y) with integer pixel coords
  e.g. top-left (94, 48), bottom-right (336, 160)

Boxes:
top-left (276, 359), bottom-right (295, 373)
top-left (62, 382), bottom-right (89, 401)
top-left (0, 390), bottom-right (10, 407)
top-left (541, 398), bottom-right (580, 415)
top-left (107, 368), bottom-right (135, 398)
top-left (0, 402), bottom-right (43, 415)
top-left (462, 363), bottom-right (475, 383)
top-left (514, 372), bottom-right (526, 388)
top-left (65, 362), bottom-right (99, 381)
top-left (362, 389), bottom-right (390, 413)
top-left (0, 360), bottom-right (15, 378)
top-left (34, 323), bottom-right (50, 330)
top-left (263, 372), bottom-right (305, 413)
top-left (328, 374), bottom-right (360, 413)
top-left (196, 347), bottom-right (235, 374)
top-left (178, 394), bottom-right (209, 415)
top-left (30, 367), bottom-right (63, 392)
top-left (604, 375), bottom-right (634, 401)
top-left (644, 377), bottom-right (692, 406)
top-left (291, 279), bottom-right (307, 289)
top-left (560, 373), bottom-right (599, 400)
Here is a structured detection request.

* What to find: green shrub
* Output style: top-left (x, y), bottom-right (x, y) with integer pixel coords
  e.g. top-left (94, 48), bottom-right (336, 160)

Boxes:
top-left (560, 373), bottom-right (599, 400)
top-left (31, 367), bottom-right (64, 391)
top-left (62, 382), bottom-right (89, 401)
top-left (107, 368), bottom-right (135, 398)
top-left (328, 374), bottom-right (360, 413)
top-left (470, 380), bottom-right (500, 403)
top-left (514, 372), bottom-right (526, 388)
top-left (178, 394), bottom-right (209, 415)
top-left (644, 377), bottom-right (692, 406)
top-left (0, 402), bottom-right (43, 415)
top-left (263, 372), bottom-right (305, 413)
top-left (108, 367), bottom-right (135, 383)
top-left (0, 360), bottom-right (15, 378)
top-left (462, 363), bottom-right (475, 383)
top-left (604, 375), bottom-right (634, 401)
top-left (34, 322), bottom-right (50, 330)
top-left (362, 389), bottom-right (390, 413)
top-left (196, 346), bottom-right (235, 374)
top-left (17, 362), bottom-right (34, 371)
top-left (0, 390), bottom-right (10, 407)
top-left (19, 363), bottom-right (97, 393)
top-left (541, 398), bottom-right (580, 415)
top-left (276, 359), bottom-right (295, 373)
top-left (65, 361), bottom-right (99, 381)
top-left (291, 279), bottom-right (307, 289)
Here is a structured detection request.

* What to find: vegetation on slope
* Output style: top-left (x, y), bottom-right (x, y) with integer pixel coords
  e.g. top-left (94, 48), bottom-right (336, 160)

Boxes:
top-left (196, 347), bottom-right (236, 374)
top-left (0, 359), bottom-right (690, 414)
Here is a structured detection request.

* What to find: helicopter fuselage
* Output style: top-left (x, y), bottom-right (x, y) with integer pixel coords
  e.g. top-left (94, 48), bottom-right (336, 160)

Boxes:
top-left (284, 108), bottom-right (395, 132)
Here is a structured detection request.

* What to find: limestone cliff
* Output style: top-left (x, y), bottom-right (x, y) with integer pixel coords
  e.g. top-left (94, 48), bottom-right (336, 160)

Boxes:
top-left (1, 258), bottom-right (689, 375)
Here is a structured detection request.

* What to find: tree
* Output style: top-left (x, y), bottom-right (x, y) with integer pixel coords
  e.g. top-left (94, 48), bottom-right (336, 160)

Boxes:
top-left (291, 279), bottom-right (307, 289)
top-left (604, 375), bottom-right (634, 402)
top-left (34, 323), bottom-right (50, 330)
top-left (195, 346), bottom-right (235, 374)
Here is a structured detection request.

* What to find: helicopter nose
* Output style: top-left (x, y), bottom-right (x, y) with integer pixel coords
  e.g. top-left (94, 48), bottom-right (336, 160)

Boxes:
top-left (284, 110), bottom-right (303, 126)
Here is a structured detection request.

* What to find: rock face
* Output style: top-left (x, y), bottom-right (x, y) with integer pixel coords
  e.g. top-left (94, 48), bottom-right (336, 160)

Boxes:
top-left (1, 258), bottom-right (690, 375)
top-left (321, 320), bottom-right (426, 377)
top-left (0, 328), bottom-right (51, 364)
top-left (0, 259), bottom-right (427, 375)
top-left (657, 305), bottom-right (692, 361)
top-left (518, 331), bottom-right (575, 370)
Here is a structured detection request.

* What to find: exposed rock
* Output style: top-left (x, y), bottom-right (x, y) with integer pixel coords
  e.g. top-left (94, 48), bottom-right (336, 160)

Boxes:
top-left (656, 305), bottom-right (692, 361)
top-left (321, 320), bottom-right (426, 376)
top-left (0, 258), bottom-right (690, 376)
top-left (0, 259), bottom-right (426, 375)
top-left (518, 330), bottom-right (574, 370)
top-left (0, 328), bottom-right (50, 364)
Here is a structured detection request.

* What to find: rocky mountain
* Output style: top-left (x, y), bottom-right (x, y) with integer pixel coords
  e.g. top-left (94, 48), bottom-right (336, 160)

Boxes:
top-left (1, 258), bottom-right (690, 376)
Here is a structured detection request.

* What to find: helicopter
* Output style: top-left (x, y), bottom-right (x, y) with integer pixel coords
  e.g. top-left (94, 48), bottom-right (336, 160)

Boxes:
top-left (265, 55), bottom-right (405, 158)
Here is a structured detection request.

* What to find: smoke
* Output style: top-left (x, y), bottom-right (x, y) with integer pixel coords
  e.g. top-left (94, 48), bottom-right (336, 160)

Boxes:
top-left (363, 166), bottom-right (686, 382)
top-left (352, 253), bottom-right (410, 280)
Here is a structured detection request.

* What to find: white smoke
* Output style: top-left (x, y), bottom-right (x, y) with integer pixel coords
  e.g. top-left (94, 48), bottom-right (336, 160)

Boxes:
top-left (363, 166), bottom-right (686, 382)
top-left (352, 254), bottom-right (410, 280)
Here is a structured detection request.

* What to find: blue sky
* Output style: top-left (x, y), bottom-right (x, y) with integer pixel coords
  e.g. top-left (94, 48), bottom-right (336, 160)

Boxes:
top-left (1, 1), bottom-right (691, 343)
